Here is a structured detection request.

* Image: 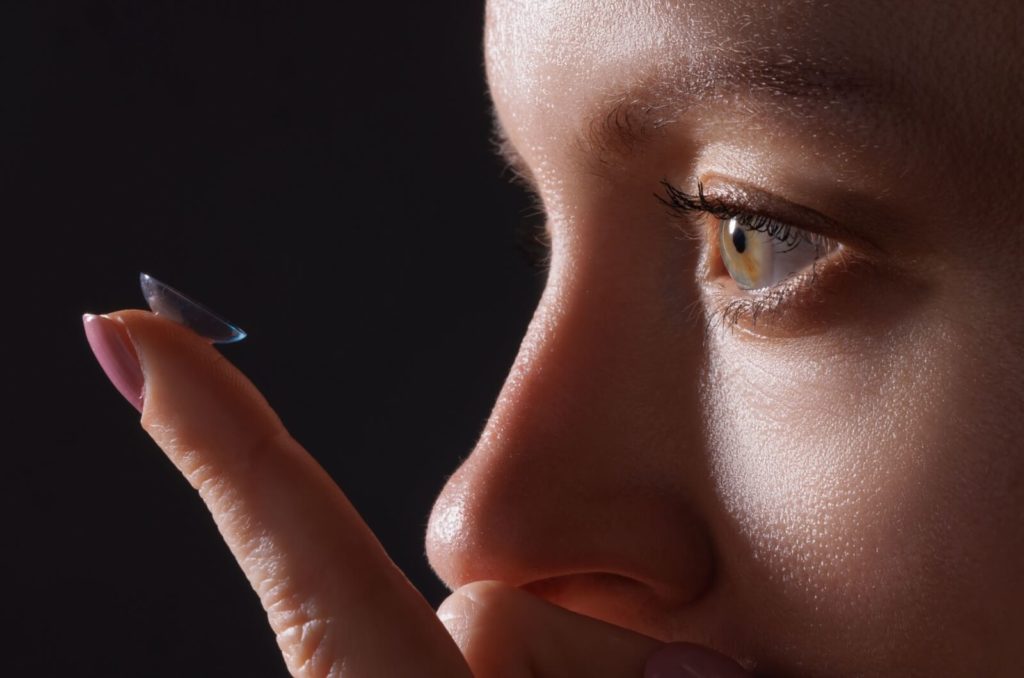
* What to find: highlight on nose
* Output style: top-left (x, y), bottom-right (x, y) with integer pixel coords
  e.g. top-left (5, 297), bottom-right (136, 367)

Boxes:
top-left (426, 441), bottom-right (717, 636)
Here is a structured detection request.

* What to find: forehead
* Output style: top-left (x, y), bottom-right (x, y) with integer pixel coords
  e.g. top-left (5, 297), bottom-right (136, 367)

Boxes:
top-left (485, 0), bottom-right (1021, 193)
top-left (487, 1), bottom-right (868, 122)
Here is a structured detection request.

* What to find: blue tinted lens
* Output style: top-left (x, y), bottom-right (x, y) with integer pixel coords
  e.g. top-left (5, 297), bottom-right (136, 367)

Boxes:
top-left (139, 273), bottom-right (247, 344)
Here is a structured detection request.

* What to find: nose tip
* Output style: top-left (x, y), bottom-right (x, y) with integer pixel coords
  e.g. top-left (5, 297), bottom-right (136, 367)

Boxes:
top-left (426, 447), bottom-right (716, 631)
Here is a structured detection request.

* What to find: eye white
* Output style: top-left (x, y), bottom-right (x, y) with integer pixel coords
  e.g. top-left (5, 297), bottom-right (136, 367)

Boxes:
top-left (718, 217), bottom-right (824, 290)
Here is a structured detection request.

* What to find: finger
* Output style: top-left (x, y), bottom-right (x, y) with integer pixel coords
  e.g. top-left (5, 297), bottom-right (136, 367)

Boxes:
top-left (84, 310), bottom-right (471, 678)
top-left (437, 581), bottom-right (753, 678)
top-left (438, 580), bottom-right (661, 677)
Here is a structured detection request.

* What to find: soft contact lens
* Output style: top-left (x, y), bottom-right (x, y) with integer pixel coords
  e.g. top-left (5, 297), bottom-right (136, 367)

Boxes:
top-left (139, 273), bottom-right (247, 344)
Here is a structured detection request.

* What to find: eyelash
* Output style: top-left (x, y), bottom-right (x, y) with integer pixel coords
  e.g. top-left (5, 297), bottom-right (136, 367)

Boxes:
top-left (657, 179), bottom-right (829, 252)
top-left (657, 179), bottom-right (839, 328)
top-left (511, 180), bottom-right (842, 328)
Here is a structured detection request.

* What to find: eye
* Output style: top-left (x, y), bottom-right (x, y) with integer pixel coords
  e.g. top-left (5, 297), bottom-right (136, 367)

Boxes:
top-left (656, 180), bottom-right (843, 294)
top-left (717, 214), bottom-right (835, 290)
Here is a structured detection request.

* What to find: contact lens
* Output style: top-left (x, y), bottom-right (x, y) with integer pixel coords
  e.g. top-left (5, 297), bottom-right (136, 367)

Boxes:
top-left (139, 273), bottom-right (247, 344)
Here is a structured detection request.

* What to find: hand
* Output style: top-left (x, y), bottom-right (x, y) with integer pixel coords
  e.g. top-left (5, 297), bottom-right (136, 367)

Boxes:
top-left (83, 310), bottom-right (751, 677)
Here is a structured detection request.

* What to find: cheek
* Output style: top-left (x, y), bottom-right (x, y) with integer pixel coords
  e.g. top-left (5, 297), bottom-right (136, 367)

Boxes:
top-left (703, 316), bottom-right (1024, 668)
top-left (706, 333), bottom-right (913, 602)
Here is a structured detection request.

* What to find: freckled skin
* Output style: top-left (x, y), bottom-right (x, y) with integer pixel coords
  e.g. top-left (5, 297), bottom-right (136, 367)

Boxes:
top-left (426, 1), bottom-right (1024, 676)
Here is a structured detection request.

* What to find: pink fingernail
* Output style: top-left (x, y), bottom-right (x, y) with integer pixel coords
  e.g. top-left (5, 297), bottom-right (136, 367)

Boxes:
top-left (82, 314), bottom-right (145, 413)
top-left (645, 643), bottom-right (753, 678)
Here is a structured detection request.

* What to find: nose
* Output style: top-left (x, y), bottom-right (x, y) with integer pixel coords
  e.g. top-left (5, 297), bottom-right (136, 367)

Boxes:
top-left (426, 226), bottom-right (717, 634)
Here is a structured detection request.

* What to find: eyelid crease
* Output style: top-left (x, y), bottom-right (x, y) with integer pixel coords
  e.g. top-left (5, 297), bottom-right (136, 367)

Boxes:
top-left (657, 180), bottom-right (827, 253)
top-left (657, 177), bottom-right (875, 254)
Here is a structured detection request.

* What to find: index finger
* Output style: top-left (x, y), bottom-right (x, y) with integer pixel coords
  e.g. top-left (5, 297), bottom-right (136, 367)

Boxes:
top-left (83, 309), bottom-right (471, 678)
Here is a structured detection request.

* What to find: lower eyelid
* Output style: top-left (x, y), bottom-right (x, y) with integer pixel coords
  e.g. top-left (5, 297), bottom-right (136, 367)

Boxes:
top-left (701, 275), bottom-right (825, 337)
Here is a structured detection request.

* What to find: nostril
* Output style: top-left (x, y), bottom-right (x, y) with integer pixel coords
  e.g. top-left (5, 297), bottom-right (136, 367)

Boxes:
top-left (523, 572), bottom-right (647, 600)
top-left (426, 464), bottom-right (719, 615)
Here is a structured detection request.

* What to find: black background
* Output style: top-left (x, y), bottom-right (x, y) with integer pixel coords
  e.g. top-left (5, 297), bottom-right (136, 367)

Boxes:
top-left (2, 2), bottom-right (540, 675)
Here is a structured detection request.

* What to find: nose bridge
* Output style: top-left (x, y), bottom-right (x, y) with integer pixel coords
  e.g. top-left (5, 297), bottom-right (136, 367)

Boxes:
top-left (428, 244), bottom-right (716, 609)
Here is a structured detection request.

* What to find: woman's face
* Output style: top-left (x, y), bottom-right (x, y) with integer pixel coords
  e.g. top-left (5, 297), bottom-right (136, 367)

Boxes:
top-left (427, 1), bottom-right (1024, 675)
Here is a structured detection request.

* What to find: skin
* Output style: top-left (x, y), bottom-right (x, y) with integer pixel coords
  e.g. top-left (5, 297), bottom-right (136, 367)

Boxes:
top-left (430, 0), bottom-right (1024, 674)
top-left (90, 1), bottom-right (1023, 676)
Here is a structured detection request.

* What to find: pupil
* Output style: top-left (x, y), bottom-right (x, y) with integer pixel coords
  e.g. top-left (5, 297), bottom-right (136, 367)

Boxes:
top-left (730, 222), bottom-right (747, 254)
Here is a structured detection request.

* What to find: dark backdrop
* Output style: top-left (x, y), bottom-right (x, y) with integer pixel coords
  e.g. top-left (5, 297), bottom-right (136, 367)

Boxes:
top-left (2, 2), bottom-right (540, 675)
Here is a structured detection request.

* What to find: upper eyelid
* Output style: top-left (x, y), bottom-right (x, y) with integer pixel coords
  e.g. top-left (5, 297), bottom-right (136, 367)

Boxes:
top-left (657, 177), bottom-right (874, 252)
top-left (657, 180), bottom-right (784, 229)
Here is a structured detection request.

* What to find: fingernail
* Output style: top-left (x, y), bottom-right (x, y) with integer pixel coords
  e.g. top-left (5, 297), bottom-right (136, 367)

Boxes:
top-left (82, 314), bottom-right (145, 413)
top-left (645, 643), bottom-right (753, 678)
top-left (139, 273), bottom-right (247, 344)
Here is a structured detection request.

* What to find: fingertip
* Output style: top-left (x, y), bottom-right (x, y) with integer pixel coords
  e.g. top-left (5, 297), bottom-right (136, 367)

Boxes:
top-left (438, 581), bottom-right (665, 678)
top-left (105, 308), bottom-right (284, 486)
top-left (82, 312), bottom-right (145, 413)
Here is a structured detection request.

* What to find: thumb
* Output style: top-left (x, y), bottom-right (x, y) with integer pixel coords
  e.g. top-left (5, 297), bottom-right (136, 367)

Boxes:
top-left (82, 309), bottom-right (470, 678)
top-left (437, 581), bottom-right (753, 677)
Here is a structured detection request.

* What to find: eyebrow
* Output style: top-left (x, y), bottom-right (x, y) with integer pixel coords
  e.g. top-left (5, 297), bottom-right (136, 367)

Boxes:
top-left (491, 52), bottom-right (884, 191)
